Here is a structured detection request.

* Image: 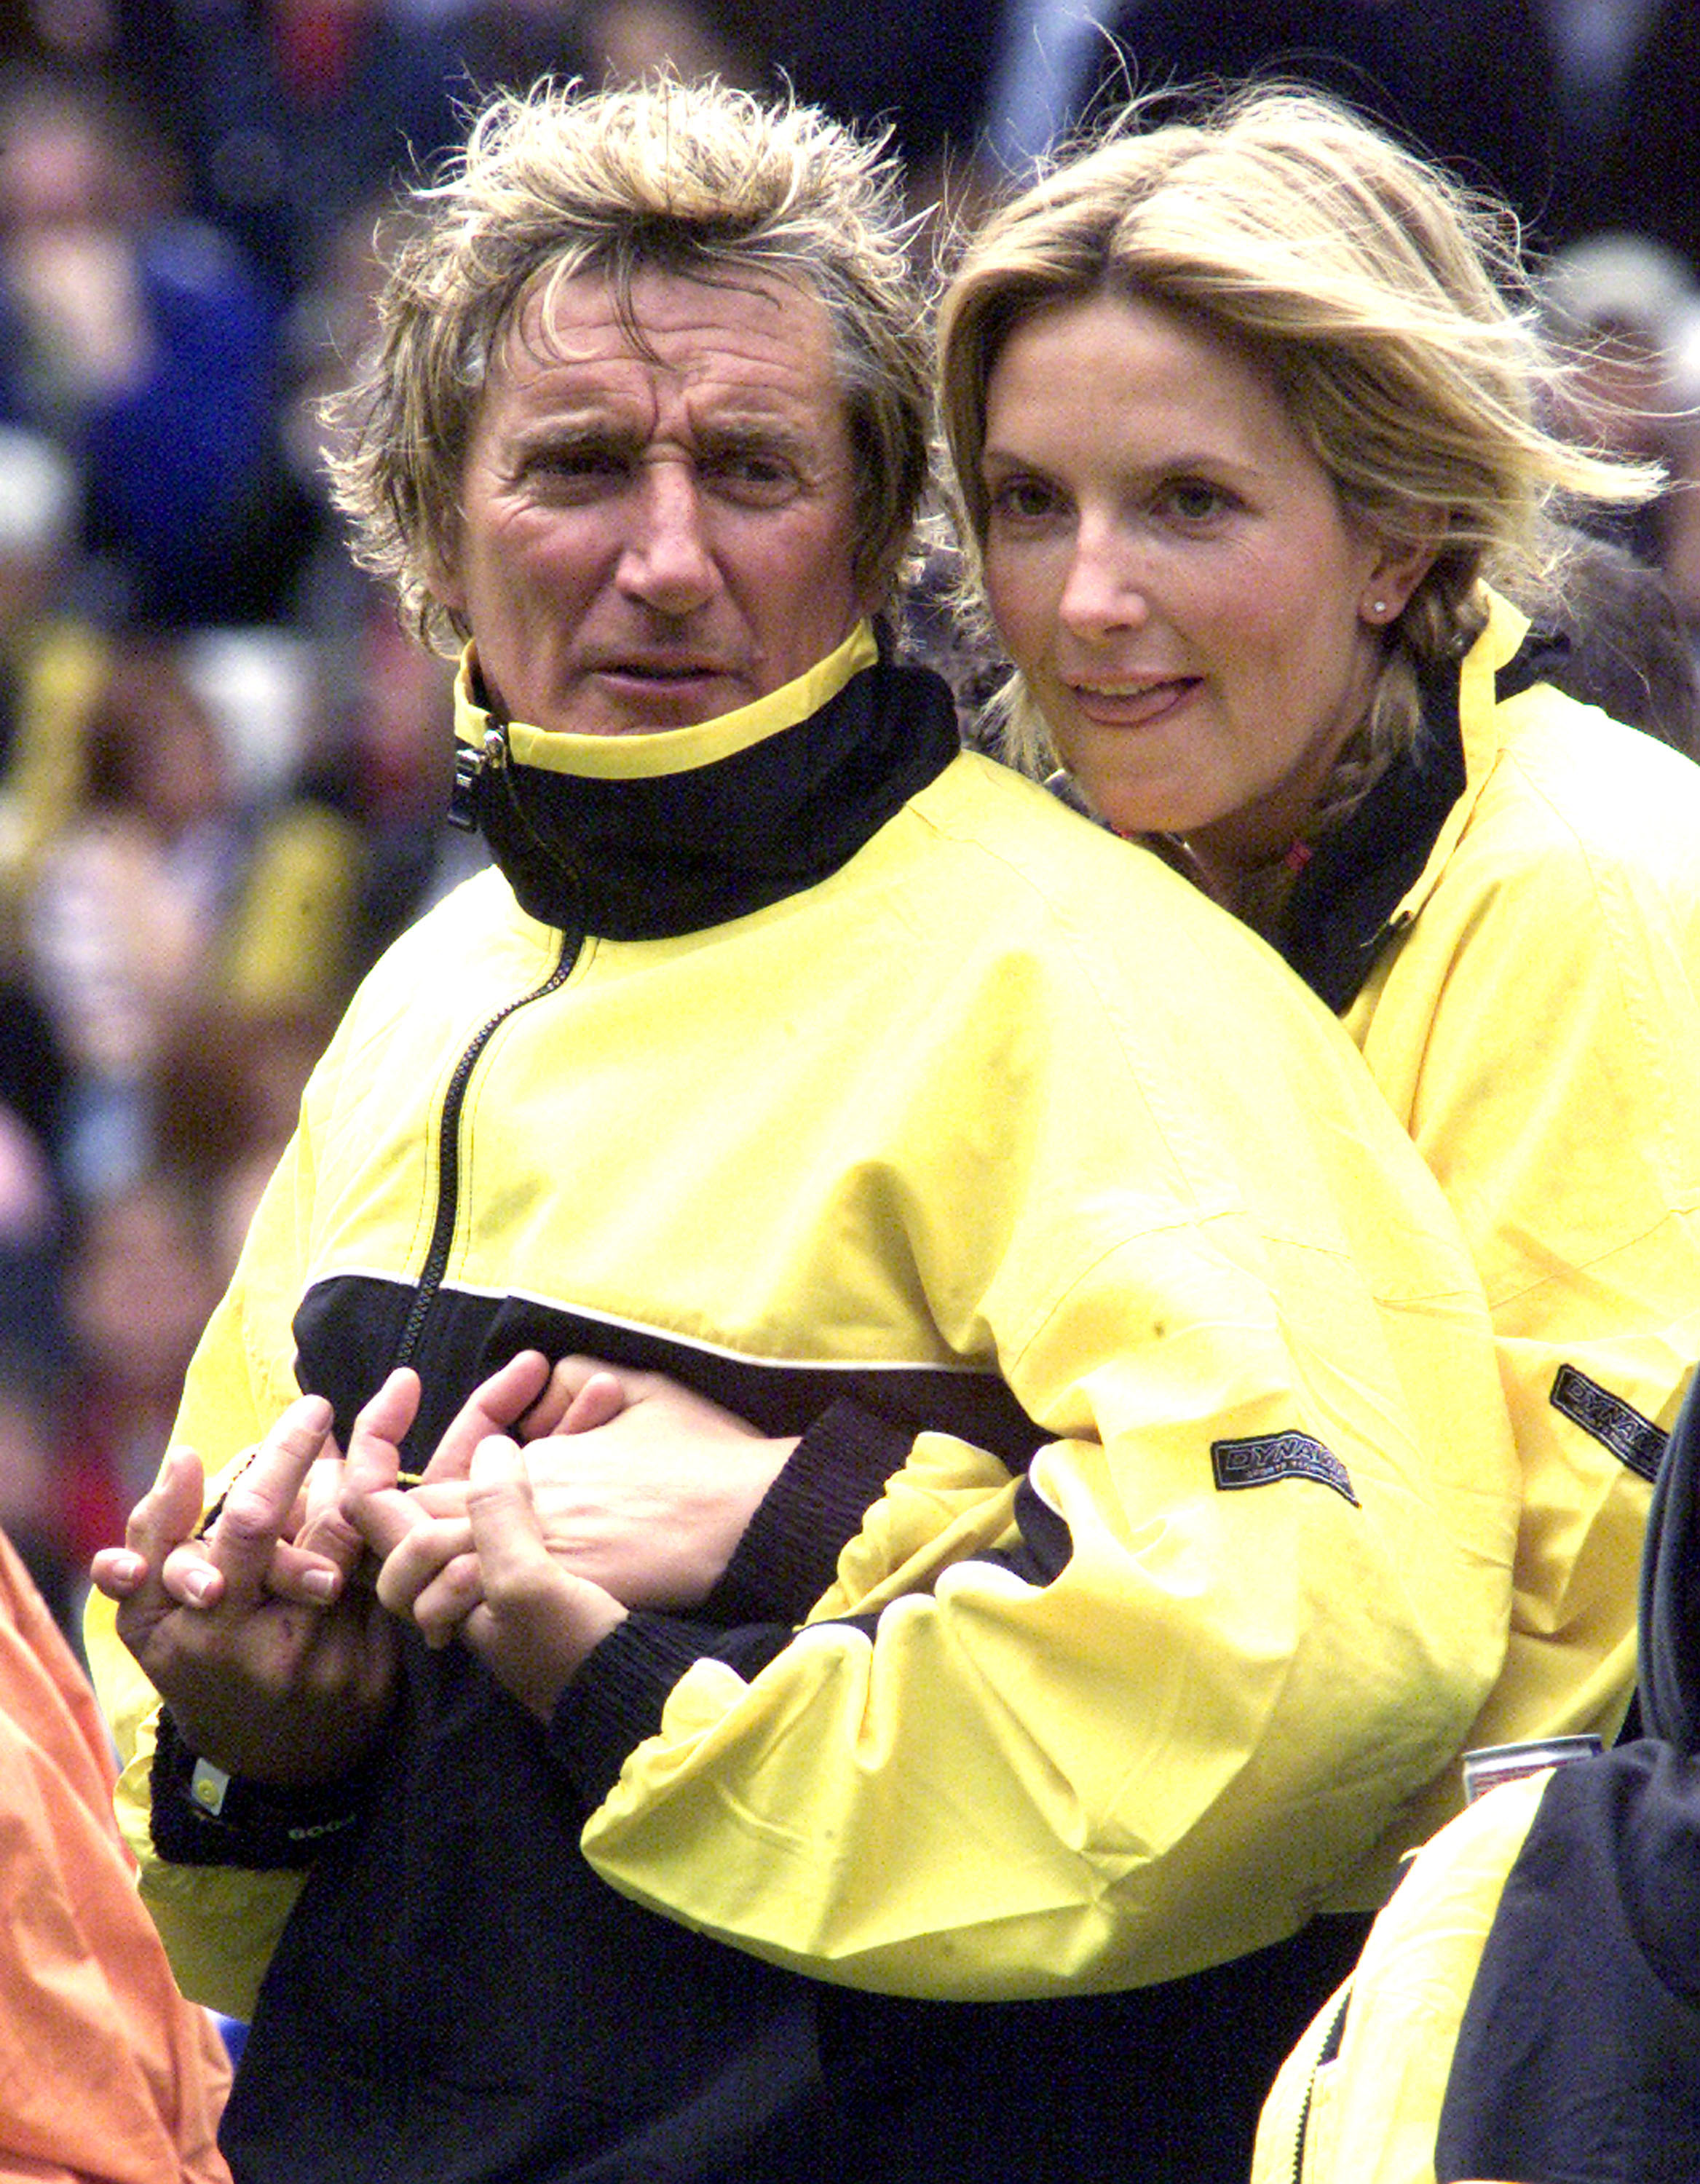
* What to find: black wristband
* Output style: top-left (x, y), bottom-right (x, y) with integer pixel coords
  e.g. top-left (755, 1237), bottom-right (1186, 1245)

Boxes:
top-left (149, 1709), bottom-right (372, 1870)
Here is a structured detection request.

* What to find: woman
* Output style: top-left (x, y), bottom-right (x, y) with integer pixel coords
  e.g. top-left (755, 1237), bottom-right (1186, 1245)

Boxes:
top-left (934, 82), bottom-right (1700, 1858)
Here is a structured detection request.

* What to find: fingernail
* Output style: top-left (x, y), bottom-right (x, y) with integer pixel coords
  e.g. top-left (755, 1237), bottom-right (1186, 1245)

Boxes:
top-left (301, 1568), bottom-right (339, 1603)
top-left (108, 1551), bottom-right (144, 1587)
top-left (183, 1569), bottom-right (218, 1607)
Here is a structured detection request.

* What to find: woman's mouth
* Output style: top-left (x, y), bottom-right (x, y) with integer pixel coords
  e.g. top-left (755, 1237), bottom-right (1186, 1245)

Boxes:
top-left (1065, 676), bottom-right (1198, 729)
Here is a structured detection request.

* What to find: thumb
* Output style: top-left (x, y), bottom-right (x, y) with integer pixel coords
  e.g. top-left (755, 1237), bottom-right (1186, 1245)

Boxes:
top-left (466, 1433), bottom-right (550, 1589)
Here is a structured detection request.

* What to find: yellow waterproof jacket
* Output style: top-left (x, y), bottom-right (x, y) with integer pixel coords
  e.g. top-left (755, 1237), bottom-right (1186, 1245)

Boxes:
top-left (1274, 590), bottom-right (1700, 1872)
top-left (87, 630), bottom-right (1517, 2180)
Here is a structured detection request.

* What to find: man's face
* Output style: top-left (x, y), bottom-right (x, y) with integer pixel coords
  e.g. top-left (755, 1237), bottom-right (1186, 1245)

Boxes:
top-left (435, 266), bottom-right (869, 736)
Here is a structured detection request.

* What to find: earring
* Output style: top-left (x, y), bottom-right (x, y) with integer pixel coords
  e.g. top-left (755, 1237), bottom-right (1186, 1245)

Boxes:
top-left (1371, 599), bottom-right (1388, 617)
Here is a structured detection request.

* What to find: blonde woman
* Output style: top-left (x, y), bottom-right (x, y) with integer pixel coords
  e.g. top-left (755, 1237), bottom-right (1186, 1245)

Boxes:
top-left (936, 84), bottom-right (1700, 1853)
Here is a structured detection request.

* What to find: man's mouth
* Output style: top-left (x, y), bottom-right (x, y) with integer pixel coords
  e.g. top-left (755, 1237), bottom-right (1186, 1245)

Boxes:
top-left (597, 660), bottom-right (728, 682)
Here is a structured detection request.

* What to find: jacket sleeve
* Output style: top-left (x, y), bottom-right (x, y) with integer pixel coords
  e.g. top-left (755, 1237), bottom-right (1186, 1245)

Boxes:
top-left (1348, 699), bottom-right (1700, 1805)
top-left (552, 1171), bottom-right (1522, 1999)
top-left (82, 1136), bottom-right (325, 2022)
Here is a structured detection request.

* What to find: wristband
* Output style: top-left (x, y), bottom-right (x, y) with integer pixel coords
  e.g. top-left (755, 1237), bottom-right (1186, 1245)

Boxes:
top-left (150, 1709), bottom-right (371, 1870)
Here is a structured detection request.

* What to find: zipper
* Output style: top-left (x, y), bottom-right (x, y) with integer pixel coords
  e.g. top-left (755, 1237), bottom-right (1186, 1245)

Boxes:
top-left (1290, 1982), bottom-right (1353, 2184)
top-left (392, 926), bottom-right (583, 1372)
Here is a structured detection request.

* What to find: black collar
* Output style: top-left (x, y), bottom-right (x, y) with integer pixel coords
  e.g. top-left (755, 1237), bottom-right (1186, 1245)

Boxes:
top-left (1274, 629), bottom-right (1567, 1012)
top-left (464, 644), bottom-right (962, 940)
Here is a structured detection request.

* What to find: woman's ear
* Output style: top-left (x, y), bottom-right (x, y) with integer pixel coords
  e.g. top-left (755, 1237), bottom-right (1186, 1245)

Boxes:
top-left (1359, 531), bottom-right (1439, 628)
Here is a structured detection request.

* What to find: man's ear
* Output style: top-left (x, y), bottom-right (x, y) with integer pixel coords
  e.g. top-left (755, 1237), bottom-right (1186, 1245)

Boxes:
top-left (422, 528), bottom-right (466, 619)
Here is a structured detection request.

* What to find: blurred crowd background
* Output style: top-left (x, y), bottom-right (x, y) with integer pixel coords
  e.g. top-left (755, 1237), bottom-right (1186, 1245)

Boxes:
top-left (2, 0), bottom-right (1698, 1647)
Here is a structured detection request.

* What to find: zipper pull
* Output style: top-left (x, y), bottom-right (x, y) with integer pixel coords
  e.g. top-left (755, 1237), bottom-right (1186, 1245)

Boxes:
top-left (447, 721), bottom-right (509, 831)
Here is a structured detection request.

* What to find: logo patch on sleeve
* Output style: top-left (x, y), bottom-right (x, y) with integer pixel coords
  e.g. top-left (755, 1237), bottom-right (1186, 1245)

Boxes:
top-left (1550, 1364), bottom-right (1667, 1483)
top-left (1210, 1431), bottom-right (1359, 1506)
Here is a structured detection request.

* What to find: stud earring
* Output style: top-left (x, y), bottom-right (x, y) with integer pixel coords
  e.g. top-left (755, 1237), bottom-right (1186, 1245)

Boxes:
top-left (1369, 599), bottom-right (1388, 620)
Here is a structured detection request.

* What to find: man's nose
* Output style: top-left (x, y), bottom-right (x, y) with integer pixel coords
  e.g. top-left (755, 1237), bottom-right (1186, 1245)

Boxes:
top-left (616, 462), bottom-right (719, 614)
top-left (1057, 518), bottom-right (1150, 640)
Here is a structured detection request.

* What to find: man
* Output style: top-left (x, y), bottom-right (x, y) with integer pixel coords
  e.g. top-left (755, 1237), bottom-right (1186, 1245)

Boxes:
top-left (87, 76), bottom-right (1521, 2184)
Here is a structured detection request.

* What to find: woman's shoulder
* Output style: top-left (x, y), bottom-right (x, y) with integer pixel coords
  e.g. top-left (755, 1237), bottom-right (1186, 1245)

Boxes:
top-left (1464, 683), bottom-right (1700, 903)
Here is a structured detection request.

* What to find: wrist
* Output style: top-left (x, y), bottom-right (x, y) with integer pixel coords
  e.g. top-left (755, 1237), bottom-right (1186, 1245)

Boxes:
top-left (150, 1709), bottom-right (374, 1870)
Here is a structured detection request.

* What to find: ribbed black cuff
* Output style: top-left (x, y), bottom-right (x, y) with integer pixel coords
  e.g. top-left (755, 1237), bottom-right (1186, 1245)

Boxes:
top-left (549, 1613), bottom-right (793, 1811)
top-left (703, 1396), bottom-right (914, 1625)
top-left (149, 1709), bottom-right (373, 1870)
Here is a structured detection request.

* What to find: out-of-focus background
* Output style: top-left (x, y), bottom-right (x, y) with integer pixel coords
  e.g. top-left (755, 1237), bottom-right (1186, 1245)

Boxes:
top-left (4, 0), bottom-right (1697, 1648)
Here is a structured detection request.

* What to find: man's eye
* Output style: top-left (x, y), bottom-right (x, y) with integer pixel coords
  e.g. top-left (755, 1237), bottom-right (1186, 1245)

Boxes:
top-left (529, 448), bottom-right (626, 488)
top-left (704, 452), bottom-right (798, 501)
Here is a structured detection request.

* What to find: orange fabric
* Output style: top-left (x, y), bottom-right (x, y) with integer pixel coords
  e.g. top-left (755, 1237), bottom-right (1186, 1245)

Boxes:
top-left (0, 1530), bottom-right (231, 2183)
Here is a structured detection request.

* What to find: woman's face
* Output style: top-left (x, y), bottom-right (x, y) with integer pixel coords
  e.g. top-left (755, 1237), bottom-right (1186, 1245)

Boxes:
top-left (979, 290), bottom-right (1428, 878)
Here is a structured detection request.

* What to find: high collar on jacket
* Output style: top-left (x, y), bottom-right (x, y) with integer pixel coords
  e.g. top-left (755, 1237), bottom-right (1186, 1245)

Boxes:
top-left (1275, 589), bottom-right (1567, 1013)
top-left (448, 620), bottom-right (963, 940)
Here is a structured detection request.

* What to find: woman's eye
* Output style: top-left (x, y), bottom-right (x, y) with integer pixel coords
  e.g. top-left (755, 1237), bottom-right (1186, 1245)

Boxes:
top-left (1160, 478), bottom-right (1231, 524)
top-left (987, 475), bottom-right (1060, 523)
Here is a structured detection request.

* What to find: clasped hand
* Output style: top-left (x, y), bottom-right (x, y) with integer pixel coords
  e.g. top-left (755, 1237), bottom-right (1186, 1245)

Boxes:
top-left (93, 1353), bottom-right (797, 1745)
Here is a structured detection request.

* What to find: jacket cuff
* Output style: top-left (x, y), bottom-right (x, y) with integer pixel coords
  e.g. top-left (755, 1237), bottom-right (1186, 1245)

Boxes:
top-left (149, 1709), bottom-right (372, 1870)
top-left (703, 1396), bottom-right (914, 1625)
top-left (549, 1613), bottom-right (791, 1811)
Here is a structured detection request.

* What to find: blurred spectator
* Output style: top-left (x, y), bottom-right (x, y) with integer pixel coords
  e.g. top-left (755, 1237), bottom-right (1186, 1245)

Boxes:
top-left (0, 63), bottom-right (305, 625)
top-left (55, 1167), bottom-right (224, 1567)
top-left (20, 637), bottom-right (253, 1198)
top-left (771, 0), bottom-right (1005, 218)
top-left (109, 0), bottom-right (469, 305)
top-left (1396, 0), bottom-right (1700, 282)
top-left (0, 424), bottom-right (110, 936)
top-left (0, 1343), bottom-right (74, 1630)
top-left (1537, 230), bottom-right (1699, 563)
top-left (982, 0), bottom-right (1412, 175)
top-left (1546, 534), bottom-right (1700, 761)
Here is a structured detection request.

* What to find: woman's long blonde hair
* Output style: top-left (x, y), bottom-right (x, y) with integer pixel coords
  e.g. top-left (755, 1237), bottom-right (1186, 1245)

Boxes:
top-left (936, 84), bottom-right (1664, 778)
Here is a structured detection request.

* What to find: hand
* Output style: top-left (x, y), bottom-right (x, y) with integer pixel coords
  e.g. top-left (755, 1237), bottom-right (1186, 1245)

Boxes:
top-left (373, 1356), bottom-right (796, 1629)
top-left (512, 1361), bottom-right (798, 1610)
top-left (368, 1432), bottom-right (628, 1721)
top-left (94, 1433), bottom-right (371, 1618)
top-left (94, 1354), bottom-right (582, 1616)
top-left (90, 1387), bottom-right (407, 1786)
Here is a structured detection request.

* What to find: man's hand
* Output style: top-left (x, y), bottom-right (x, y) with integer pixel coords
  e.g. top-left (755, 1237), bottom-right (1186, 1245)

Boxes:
top-left (362, 1432), bottom-right (629, 1720)
top-left (90, 1389), bottom-right (406, 1786)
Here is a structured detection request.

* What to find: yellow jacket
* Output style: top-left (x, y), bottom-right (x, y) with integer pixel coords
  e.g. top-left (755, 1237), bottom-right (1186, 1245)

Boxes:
top-left (1282, 590), bottom-right (1700, 1872)
top-left (87, 632), bottom-right (1519, 2179)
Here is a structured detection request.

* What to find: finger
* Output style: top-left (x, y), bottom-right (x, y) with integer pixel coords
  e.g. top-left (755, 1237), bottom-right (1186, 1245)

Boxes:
top-left (89, 1546), bottom-right (148, 1601)
top-left (124, 1444), bottom-right (211, 1568)
top-left (556, 1371), bottom-right (629, 1436)
top-left (465, 1433), bottom-right (551, 1589)
top-left (371, 1513), bottom-right (475, 1621)
top-left (409, 1552), bottom-right (486, 1649)
top-left (521, 1355), bottom-right (629, 1437)
top-left (419, 1350), bottom-right (552, 1484)
top-left (341, 1369), bottom-right (422, 1498)
top-left (205, 1394), bottom-right (335, 1603)
top-left (159, 1540), bottom-right (229, 1610)
top-left (290, 1450), bottom-right (366, 1584)
top-left (339, 1369), bottom-right (424, 1553)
